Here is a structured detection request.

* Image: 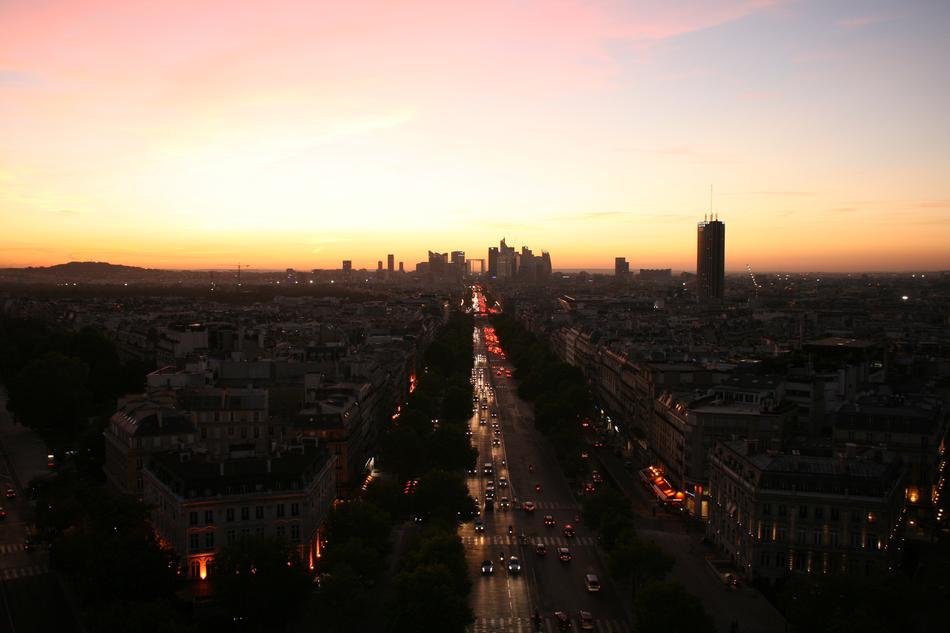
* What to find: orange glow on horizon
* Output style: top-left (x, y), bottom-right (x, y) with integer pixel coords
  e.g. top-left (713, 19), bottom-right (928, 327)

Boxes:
top-left (1, 2), bottom-right (948, 272)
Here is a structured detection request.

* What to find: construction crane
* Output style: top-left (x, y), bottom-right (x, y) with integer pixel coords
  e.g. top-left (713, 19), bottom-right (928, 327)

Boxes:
top-left (746, 264), bottom-right (761, 298)
top-left (237, 263), bottom-right (250, 285)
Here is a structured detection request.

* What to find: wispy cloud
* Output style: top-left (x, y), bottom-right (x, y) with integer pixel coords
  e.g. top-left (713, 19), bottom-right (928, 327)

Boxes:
top-left (583, 211), bottom-right (630, 220)
top-left (837, 14), bottom-right (891, 30)
top-left (723, 191), bottom-right (816, 197)
top-left (0, 69), bottom-right (37, 85)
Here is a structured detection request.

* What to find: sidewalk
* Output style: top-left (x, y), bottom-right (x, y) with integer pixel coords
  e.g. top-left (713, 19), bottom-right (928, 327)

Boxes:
top-left (595, 447), bottom-right (788, 633)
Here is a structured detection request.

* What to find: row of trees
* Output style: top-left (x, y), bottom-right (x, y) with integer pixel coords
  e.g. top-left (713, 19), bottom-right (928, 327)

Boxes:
top-left (0, 316), bottom-right (148, 451)
top-left (493, 312), bottom-right (715, 631)
top-left (379, 310), bottom-right (478, 482)
top-left (311, 309), bottom-right (479, 633)
top-left (775, 552), bottom-right (949, 633)
top-left (580, 488), bottom-right (713, 630)
top-left (34, 472), bottom-right (194, 632)
top-left (490, 314), bottom-right (590, 477)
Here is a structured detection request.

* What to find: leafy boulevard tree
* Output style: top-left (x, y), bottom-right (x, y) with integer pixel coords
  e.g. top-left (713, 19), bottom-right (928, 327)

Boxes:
top-left (34, 473), bottom-right (188, 631)
top-left (385, 524), bottom-right (474, 633)
top-left (634, 581), bottom-right (715, 632)
top-left (411, 469), bottom-right (477, 524)
top-left (214, 536), bottom-right (312, 630)
top-left (386, 563), bottom-right (474, 633)
top-left (8, 352), bottom-right (93, 432)
top-left (1, 317), bottom-right (147, 443)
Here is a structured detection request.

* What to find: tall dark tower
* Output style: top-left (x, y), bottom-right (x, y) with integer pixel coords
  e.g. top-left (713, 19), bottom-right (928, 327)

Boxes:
top-left (387, 254), bottom-right (394, 273)
top-left (697, 215), bottom-right (725, 302)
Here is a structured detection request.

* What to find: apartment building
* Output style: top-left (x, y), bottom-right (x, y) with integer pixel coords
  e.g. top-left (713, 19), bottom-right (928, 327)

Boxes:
top-left (143, 445), bottom-right (336, 580)
top-left (708, 439), bottom-right (905, 584)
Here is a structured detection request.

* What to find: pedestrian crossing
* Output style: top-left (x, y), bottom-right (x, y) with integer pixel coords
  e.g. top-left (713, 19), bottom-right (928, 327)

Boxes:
top-left (531, 501), bottom-right (580, 511)
top-left (0, 544), bottom-right (25, 554)
top-left (0, 564), bottom-right (48, 580)
top-left (463, 535), bottom-right (597, 547)
top-left (471, 616), bottom-right (630, 633)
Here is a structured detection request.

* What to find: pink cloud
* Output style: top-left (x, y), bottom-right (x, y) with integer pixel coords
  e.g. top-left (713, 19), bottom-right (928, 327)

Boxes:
top-left (1, 0), bottom-right (782, 97)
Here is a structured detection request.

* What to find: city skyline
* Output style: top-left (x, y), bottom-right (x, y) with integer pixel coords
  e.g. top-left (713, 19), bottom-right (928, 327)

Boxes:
top-left (2, 1), bottom-right (949, 272)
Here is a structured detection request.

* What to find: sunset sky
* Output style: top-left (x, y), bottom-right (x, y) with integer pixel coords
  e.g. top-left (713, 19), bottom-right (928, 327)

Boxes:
top-left (1, 0), bottom-right (948, 272)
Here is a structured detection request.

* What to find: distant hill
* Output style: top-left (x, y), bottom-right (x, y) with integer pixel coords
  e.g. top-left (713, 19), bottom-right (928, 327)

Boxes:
top-left (40, 261), bottom-right (159, 274)
top-left (0, 261), bottom-right (167, 283)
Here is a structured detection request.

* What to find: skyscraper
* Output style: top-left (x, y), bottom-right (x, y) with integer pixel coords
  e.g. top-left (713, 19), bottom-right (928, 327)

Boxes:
top-left (487, 247), bottom-right (499, 278)
top-left (614, 257), bottom-right (629, 277)
top-left (387, 254), bottom-right (394, 273)
top-left (697, 215), bottom-right (725, 301)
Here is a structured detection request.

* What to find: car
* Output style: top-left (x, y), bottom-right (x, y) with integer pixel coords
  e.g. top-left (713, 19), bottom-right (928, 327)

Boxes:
top-left (23, 537), bottom-right (34, 552)
top-left (593, 439), bottom-right (605, 448)
top-left (493, 429), bottom-right (501, 437)
top-left (591, 470), bottom-right (604, 484)
top-left (483, 463), bottom-right (494, 475)
top-left (535, 543), bottom-right (547, 556)
top-left (554, 611), bottom-right (571, 630)
top-left (486, 480), bottom-right (495, 491)
top-left (499, 497), bottom-right (510, 509)
top-left (0, 507), bottom-right (5, 519)
top-left (481, 560), bottom-right (494, 575)
top-left (492, 437), bottom-right (501, 446)
top-left (543, 515), bottom-right (556, 527)
top-left (479, 417), bottom-right (487, 425)
top-left (491, 423), bottom-right (500, 430)
top-left (580, 451), bottom-right (589, 459)
top-left (485, 489), bottom-right (495, 501)
top-left (507, 556), bottom-right (522, 574)
top-left (484, 499), bottom-right (494, 512)
top-left (562, 524), bottom-right (575, 537)
top-left (522, 501), bottom-right (536, 513)
top-left (474, 519), bottom-right (485, 532)
top-left (584, 482), bottom-right (596, 494)
top-left (579, 611), bottom-right (594, 630)
top-left (498, 477), bottom-right (508, 488)
top-left (584, 574), bottom-right (601, 592)
top-left (5, 488), bottom-right (15, 499)
top-left (557, 547), bottom-right (572, 562)
top-left (491, 411), bottom-right (498, 418)
top-left (505, 370), bottom-right (512, 377)
top-left (466, 428), bottom-right (473, 436)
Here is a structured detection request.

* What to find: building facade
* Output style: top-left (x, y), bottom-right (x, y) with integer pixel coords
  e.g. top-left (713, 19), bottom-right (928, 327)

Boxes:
top-left (707, 440), bottom-right (905, 584)
top-left (143, 446), bottom-right (336, 580)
